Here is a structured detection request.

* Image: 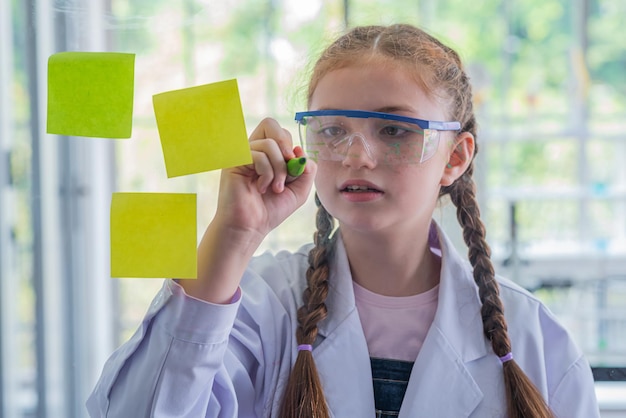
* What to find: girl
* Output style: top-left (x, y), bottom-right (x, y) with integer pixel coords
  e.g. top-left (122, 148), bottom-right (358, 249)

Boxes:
top-left (88, 24), bottom-right (599, 417)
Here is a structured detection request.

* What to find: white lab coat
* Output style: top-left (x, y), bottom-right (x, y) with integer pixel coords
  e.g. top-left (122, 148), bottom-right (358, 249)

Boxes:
top-left (87, 223), bottom-right (599, 417)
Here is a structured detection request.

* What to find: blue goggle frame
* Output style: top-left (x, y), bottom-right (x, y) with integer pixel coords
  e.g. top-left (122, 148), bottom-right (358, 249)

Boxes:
top-left (295, 109), bottom-right (461, 132)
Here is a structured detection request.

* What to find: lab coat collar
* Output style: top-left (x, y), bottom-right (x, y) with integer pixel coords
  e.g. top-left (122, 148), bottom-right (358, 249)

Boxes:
top-left (314, 221), bottom-right (487, 417)
top-left (431, 222), bottom-right (491, 363)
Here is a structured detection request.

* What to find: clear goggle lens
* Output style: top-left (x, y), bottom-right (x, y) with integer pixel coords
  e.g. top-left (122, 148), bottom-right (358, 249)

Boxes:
top-left (297, 114), bottom-right (442, 165)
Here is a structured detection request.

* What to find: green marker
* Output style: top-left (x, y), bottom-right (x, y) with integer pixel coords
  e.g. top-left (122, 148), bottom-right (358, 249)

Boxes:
top-left (286, 156), bottom-right (306, 180)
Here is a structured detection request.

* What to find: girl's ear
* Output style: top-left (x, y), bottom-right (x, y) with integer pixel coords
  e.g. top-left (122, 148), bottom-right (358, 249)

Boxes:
top-left (440, 131), bottom-right (475, 186)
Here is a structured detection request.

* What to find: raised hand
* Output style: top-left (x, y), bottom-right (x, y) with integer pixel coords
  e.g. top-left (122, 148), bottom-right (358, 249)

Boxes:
top-left (178, 118), bottom-right (316, 303)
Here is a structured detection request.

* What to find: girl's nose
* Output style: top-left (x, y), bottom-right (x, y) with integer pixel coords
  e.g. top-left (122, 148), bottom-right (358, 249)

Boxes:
top-left (341, 133), bottom-right (377, 169)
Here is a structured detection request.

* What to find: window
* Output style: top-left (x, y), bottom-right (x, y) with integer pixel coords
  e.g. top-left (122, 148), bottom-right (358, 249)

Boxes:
top-left (1, 1), bottom-right (624, 417)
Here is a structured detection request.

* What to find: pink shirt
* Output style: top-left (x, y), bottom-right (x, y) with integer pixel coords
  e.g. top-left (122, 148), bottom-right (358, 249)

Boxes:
top-left (353, 281), bottom-right (439, 362)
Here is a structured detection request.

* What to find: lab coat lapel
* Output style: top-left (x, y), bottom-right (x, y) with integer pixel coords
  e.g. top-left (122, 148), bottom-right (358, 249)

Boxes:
top-left (399, 224), bottom-right (487, 417)
top-left (431, 223), bottom-right (490, 363)
top-left (315, 235), bottom-right (376, 417)
top-left (398, 328), bottom-right (483, 417)
top-left (314, 310), bottom-right (375, 417)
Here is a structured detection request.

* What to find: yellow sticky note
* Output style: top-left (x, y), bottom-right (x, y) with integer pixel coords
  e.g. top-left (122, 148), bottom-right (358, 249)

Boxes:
top-left (47, 52), bottom-right (135, 138)
top-left (153, 79), bottom-right (252, 178)
top-left (110, 193), bottom-right (197, 279)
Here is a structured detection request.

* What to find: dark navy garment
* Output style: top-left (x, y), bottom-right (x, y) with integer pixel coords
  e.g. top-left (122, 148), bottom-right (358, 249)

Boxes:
top-left (370, 357), bottom-right (415, 418)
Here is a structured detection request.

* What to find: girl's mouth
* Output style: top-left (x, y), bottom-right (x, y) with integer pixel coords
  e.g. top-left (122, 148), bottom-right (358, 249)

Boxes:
top-left (342, 185), bottom-right (381, 193)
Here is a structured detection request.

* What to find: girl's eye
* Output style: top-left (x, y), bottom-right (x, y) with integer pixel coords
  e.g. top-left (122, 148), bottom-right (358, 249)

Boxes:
top-left (381, 125), bottom-right (407, 137)
top-left (379, 124), bottom-right (424, 142)
top-left (318, 126), bottom-right (345, 138)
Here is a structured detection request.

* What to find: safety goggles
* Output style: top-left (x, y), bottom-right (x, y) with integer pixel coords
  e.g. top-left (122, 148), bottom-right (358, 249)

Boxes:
top-left (295, 109), bottom-right (461, 165)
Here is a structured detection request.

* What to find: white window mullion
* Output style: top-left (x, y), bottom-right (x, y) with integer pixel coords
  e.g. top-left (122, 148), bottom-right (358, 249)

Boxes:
top-left (0, 0), bottom-right (19, 415)
top-left (31, 0), bottom-right (69, 415)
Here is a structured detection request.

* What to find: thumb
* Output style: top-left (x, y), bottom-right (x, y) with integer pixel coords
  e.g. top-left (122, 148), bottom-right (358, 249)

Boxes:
top-left (285, 158), bottom-right (317, 204)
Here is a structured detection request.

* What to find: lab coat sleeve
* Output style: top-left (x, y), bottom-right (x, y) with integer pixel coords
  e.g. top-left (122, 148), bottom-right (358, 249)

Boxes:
top-left (498, 278), bottom-right (601, 418)
top-left (535, 300), bottom-right (600, 418)
top-left (549, 355), bottom-right (600, 418)
top-left (86, 279), bottom-right (245, 417)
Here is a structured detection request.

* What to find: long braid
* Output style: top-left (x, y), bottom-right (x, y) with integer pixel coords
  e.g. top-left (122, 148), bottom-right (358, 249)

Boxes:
top-left (279, 194), bottom-right (334, 418)
top-left (439, 51), bottom-right (555, 416)
top-left (448, 166), bottom-right (554, 418)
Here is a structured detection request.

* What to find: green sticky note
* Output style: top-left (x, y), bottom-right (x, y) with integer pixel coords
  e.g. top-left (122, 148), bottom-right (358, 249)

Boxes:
top-left (110, 193), bottom-right (197, 279)
top-left (153, 79), bottom-right (252, 178)
top-left (47, 52), bottom-right (135, 138)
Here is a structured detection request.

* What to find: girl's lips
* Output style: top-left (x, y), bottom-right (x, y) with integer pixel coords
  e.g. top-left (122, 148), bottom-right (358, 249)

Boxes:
top-left (339, 180), bottom-right (382, 193)
top-left (339, 180), bottom-right (384, 202)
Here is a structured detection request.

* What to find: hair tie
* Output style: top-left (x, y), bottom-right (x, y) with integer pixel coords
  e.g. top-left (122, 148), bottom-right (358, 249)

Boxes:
top-left (297, 344), bottom-right (313, 352)
top-left (499, 352), bottom-right (513, 363)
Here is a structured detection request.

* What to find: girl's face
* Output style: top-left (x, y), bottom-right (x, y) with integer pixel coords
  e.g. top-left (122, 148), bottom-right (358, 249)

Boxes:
top-left (310, 63), bottom-right (455, 235)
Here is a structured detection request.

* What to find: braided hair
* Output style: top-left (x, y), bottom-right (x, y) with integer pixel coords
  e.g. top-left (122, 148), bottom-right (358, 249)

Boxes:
top-left (279, 195), bottom-right (334, 418)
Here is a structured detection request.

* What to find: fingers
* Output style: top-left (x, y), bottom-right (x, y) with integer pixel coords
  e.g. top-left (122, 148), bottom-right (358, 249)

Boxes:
top-left (249, 118), bottom-right (295, 159)
top-left (249, 118), bottom-right (298, 193)
top-left (293, 145), bottom-right (304, 158)
top-left (249, 148), bottom-right (273, 194)
top-left (285, 156), bottom-right (317, 204)
top-left (250, 140), bottom-right (285, 193)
